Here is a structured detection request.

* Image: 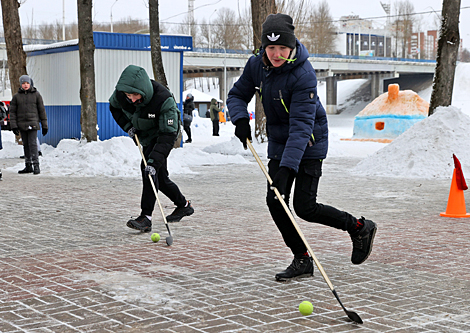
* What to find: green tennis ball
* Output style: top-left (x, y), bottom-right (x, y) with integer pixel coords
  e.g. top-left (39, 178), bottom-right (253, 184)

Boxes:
top-left (151, 233), bottom-right (160, 243)
top-left (299, 301), bottom-right (313, 316)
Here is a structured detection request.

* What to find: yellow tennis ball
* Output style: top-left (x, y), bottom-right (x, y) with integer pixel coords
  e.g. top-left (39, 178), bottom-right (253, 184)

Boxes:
top-left (299, 301), bottom-right (313, 316)
top-left (151, 233), bottom-right (160, 243)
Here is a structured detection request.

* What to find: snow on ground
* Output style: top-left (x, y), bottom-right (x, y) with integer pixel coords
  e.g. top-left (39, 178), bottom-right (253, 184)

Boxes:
top-left (352, 106), bottom-right (470, 179)
top-left (1, 62), bottom-right (470, 180)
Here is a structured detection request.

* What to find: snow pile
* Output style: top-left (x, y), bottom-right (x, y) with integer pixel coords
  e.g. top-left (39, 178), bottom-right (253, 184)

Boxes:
top-left (40, 136), bottom-right (141, 177)
top-left (352, 106), bottom-right (470, 179)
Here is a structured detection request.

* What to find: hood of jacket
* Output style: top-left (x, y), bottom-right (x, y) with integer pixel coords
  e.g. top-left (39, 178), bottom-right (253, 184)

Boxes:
top-left (211, 98), bottom-right (217, 105)
top-left (115, 65), bottom-right (153, 106)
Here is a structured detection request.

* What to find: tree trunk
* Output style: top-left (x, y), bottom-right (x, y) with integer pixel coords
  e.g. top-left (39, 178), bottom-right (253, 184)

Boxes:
top-left (429, 0), bottom-right (461, 115)
top-left (1, 0), bottom-right (27, 94)
top-left (250, 0), bottom-right (276, 143)
top-left (77, 0), bottom-right (97, 141)
top-left (149, 0), bottom-right (168, 88)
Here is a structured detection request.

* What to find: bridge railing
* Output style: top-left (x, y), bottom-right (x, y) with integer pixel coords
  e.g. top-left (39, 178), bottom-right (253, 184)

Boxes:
top-left (191, 47), bottom-right (436, 63)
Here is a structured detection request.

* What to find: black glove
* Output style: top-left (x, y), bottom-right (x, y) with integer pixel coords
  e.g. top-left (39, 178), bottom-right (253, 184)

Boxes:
top-left (12, 128), bottom-right (19, 136)
top-left (128, 127), bottom-right (138, 138)
top-left (128, 127), bottom-right (140, 145)
top-left (42, 128), bottom-right (48, 136)
top-left (144, 165), bottom-right (157, 183)
top-left (234, 118), bottom-right (252, 149)
top-left (271, 167), bottom-right (293, 200)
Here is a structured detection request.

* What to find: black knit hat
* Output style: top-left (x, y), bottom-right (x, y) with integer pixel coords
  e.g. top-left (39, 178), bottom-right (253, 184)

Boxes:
top-left (261, 13), bottom-right (296, 49)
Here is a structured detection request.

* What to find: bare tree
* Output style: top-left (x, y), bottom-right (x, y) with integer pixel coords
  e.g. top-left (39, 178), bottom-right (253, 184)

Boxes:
top-left (77, 0), bottom-right (97, 142)
top-left (251, 0), bottom-right (276, 142)
top-left (304, 0), bottom-right (337, 54)
top-left (391, 0), bottom-right (415, 58)
top-left (211, 8), bottom-right (245, 50)
top-left (35, 21), bottom-right (78, 40)
top-left (429, 0), bottom-right (461, 115)
top-left (172, 15), bottom-right (198, 48)
top-left (251, 0), bottom-right (277, 51)
top-left (198, 17), bottom-right (210, 49)
top-left (149, 0), bottom-right (168, 88)
top-left (276, 0), bottom-right (309, 41)
top-left (1, 0), bottom-right (27, 94)
top-left (238, 7), bottom-right (253, 50)
top-left (94, 17), bottom-right (148, 34)
top-left (399, 0), bottom-right (414, 58)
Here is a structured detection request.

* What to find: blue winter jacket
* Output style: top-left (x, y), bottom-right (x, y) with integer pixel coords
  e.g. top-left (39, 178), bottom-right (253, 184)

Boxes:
top-left (227, 40), bottom-right (328, 173)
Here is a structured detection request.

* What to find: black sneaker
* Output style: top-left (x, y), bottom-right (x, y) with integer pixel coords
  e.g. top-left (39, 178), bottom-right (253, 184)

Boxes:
top-left (350, 217), bottom-right (377, 265)
top-left (275, 255), bottom-right (314, 281)
top-left (166, 201), bottom-right (194, 222)
top-left (127, 215), bottom-right (152, 233)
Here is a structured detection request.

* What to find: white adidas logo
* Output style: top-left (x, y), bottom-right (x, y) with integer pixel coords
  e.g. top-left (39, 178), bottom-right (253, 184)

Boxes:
top-left (267, 33), bottom-right (280, 42)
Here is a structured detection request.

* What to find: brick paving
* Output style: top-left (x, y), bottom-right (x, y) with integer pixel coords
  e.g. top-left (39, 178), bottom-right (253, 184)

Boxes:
top-left (1, 155), bottom-right (470, 332)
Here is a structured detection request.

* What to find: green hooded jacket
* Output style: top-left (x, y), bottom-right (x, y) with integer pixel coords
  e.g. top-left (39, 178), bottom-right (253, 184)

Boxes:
top-left (109, 65), bottom-right (180, 154)
top-left (209, 98), bottom-right (221, 121)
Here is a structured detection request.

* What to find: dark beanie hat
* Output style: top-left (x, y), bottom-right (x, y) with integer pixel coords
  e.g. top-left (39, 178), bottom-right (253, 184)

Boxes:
top-left (19, 75), bottom-right (32, 85)
top-left (261, 13), bottom-right (296, 49)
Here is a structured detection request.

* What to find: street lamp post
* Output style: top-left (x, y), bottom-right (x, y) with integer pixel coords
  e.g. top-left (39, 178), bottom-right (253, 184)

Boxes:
top-left (110, 0), bottom-right (118, 33)
top-left (223, 47), bottom-right (227, 118)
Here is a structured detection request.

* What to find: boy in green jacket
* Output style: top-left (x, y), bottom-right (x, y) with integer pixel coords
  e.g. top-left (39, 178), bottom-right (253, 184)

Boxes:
top-left (109, 65), bottom-right (194, 232)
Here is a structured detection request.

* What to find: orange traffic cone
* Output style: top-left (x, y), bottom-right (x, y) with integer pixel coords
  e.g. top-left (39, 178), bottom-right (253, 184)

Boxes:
top-left (440, 168), bottom-right (470, 218)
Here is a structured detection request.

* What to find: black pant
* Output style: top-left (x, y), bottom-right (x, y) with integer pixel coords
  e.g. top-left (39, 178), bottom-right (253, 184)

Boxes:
top-left (140, 144), bottom-right (186, 216)
top-left (183, 121), bottom-right (192, 141)
top-left (266, 159), bottom-right (357, 255)
top-left (20, 130), bottom-right (39, 165)
top-left (212, 119), bottom-right (219, 136)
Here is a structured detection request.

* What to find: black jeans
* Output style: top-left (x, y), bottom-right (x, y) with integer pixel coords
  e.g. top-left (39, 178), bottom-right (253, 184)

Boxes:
top-left (183, 121), bottom-right (192, 141)
top-left (140, 144), bottom-right (186, 217)
top-left (212, 119), bottom-right (219, 136)
top-left (266, 159), bottom-right (357, 255)
top-left (20, 130), bottom-right (39, 165)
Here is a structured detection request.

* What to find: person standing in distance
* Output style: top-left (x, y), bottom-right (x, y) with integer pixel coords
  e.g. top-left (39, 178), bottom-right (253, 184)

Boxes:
top-left (9, 75), bottom-right (48, 175)
top-left (109, 65), bottom-right (194, 232)
top-left (227, 13), bottom-right (377, 281)
top-left (209, 98), bottom-right (221, 136)
top-left (183, 93), bottom-right (194, 143)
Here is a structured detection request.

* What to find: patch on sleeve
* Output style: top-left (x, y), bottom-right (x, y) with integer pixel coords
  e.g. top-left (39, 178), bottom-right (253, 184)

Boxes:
top-left (148, 114), bottom-right (156, 118)
top-left (309, 92), bottom-right (315, 99)
top-left (167, 119), bottom-right (174, 126)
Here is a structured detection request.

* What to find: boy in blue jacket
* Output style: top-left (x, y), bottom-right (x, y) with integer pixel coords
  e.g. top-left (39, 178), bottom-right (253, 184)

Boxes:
top-left (227, 14), bottom-right (377, 281)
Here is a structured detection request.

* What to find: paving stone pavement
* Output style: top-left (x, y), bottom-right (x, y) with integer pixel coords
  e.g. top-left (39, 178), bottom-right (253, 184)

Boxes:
top-left (1, 155), bottom-right (470, 332)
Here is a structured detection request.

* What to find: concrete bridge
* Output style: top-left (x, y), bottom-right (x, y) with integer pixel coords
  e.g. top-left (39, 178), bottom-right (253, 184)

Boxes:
top-left (183, 51), bottom-right (436, 114)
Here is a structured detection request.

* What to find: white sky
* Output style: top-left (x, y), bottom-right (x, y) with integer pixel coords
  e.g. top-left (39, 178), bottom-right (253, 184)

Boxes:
top-left (5, 0), bottom-right (470, 49)
top-left (2, 62), bottom-right (470, 180)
